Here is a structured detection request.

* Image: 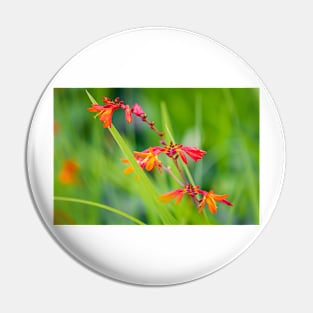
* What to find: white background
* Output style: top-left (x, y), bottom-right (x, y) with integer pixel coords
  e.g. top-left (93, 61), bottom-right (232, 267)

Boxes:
top-left (0, 1), bottom-right (312, 312)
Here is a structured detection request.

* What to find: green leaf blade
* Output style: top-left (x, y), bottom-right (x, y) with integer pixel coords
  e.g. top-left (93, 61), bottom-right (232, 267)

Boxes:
top-left (54, 196), bottom-right (145, 225)
top-left (86, 90), bottom-right (177, 225)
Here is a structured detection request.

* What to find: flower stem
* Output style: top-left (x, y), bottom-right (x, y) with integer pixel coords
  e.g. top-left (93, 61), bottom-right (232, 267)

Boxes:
top-left (172, 158), bottom-right (199, 206)
top-left (54, 196), bottom-right (145, 225)
top-left (173, 158), bottom-right (188, 185)
top-left (162, 165), bottom-right (184, 187)
top-left (135, 114), bottom-right (165, 140)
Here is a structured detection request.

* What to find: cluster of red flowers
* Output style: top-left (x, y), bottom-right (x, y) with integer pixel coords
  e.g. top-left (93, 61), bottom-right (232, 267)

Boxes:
top-left (159, 185), bottom-right (232, 214)
top-left (123, 143), bottom-right (207, 173)
top-left (88, 96), bottom-right (232, 215)
top-left (88, 97), bottom-right (156, 130)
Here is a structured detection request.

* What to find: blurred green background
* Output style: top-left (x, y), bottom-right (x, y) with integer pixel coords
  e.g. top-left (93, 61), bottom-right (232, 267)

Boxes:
top-left (54, 88), bottom-right (259, 225)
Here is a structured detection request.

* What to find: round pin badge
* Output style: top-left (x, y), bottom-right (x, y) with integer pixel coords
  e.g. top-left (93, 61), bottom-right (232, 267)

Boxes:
top-left (27, 27), bottom-right (285, 285)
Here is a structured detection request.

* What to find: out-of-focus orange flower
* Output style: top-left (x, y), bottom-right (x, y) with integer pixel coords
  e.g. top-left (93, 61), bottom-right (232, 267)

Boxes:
top-left (198, 190), bottom-right (232, 214)
top-left (120, 159), bottom-right (140, 180)
top-left (54, 208), bottom-right (76, 225)
top-left (54, 121), bottom-right (59, 135)
top-left (58, 160), bottom-right (79, 184)
top-left (121, 159), bottom-right (134, 174)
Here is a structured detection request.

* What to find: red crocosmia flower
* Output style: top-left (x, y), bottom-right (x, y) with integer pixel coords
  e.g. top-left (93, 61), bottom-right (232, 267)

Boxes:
top-left (87, 103), bottom-right (120, 128)
top-left (158, 188), bottom-right (185, 204)
top-left (88, 97), bottom-right (138, 126)
top-left (103, 97), bottom-right (122, 106)
top-left (99, 108), bottom-right (114, 128)
top-left (134, 147), bottom-right (163, 171)
top-left (124, 105), bottom-right (132, 123)
top-left (133, 103), bottom-right (145, 116)
top-left (180, 146), bottom-right (206, 163)
top-left (198, 190), bottom-right (233, 214)
top-left (159, 184), bottom-right (201, 204)
top-left (146, 146), bottom-right (164, 155)
top-left (162, 142), bottom-right (206, 164)
top-left (58, 160), bottom-right (79, 185)
top-left (121, 146), bottom-right (163, 174)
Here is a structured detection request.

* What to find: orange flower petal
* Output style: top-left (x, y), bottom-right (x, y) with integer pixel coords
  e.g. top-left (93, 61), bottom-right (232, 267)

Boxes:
top-left (145, 157), bottom-right (155, 171)
top-left (207, 197), bottom-right (217, 214)
top-left (159, 190), bottom-right (181, 202)
top-left (97, 109), bottom-right (113, 128)
top-left (178, 151), bottom-right (188, 164)
top-left (175, 192), bottom-right (184, 204)
top-left (125, 105), bottom-right (132, 123)
top-left (198, 197), bottom-right (206, 213)
top-left (212, 194), bottom-right (228, 201)
top-left (87, 107), bottom-right (99, 112)
top-left (123, 166), bottom-right (134, 174)
top-left (134, 152), bottom-right (149, 159)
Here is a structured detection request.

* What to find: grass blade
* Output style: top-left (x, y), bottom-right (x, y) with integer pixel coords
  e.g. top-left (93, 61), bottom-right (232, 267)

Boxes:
top-left (161, 101), bottom-right (196, 186)
top-left (86, 91), bottom-right (177, 224)
top-left (108, 125), bottom-right (176, 224)
top-left (54, 196), bottom-right (145, 225)
top-left (86, 89), bottom-right (98, 104)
